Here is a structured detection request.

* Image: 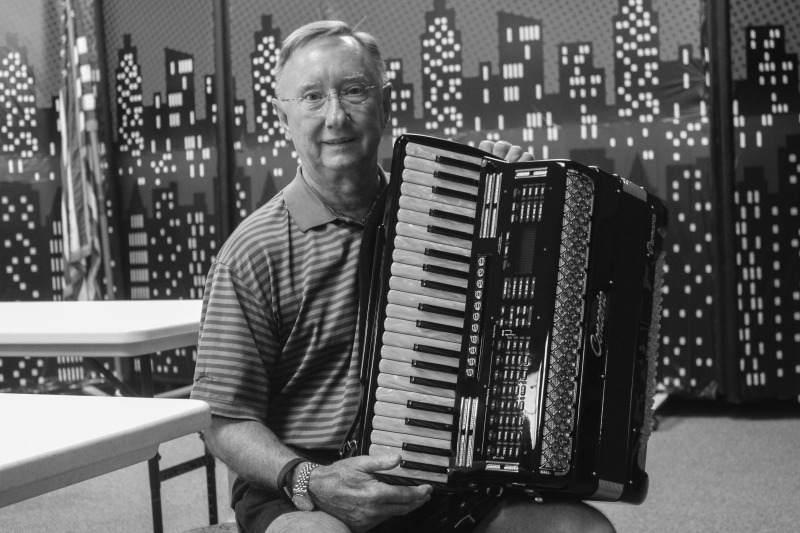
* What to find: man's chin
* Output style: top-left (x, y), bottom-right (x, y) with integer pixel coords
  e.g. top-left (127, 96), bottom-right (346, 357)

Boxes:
top-left (318, 158), bottom-right (376, 178)
top-left (321, 151), bottom-right (366, 169)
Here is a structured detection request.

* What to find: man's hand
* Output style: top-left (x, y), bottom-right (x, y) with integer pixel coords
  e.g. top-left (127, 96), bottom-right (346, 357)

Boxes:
top-left (308, 454), bottom-right (433, 532)
top-left (478, 139), bottom-right (534, 163)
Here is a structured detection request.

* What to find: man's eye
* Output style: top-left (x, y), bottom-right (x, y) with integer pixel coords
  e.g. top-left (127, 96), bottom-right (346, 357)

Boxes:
top-left (302, 93), bottom-right (324, 102)
top-left (343, 86), bottom-right (366, 96)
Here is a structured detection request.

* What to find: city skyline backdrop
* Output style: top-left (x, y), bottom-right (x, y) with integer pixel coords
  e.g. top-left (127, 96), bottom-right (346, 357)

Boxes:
top-left (1, 0), bottom-right (798, 401)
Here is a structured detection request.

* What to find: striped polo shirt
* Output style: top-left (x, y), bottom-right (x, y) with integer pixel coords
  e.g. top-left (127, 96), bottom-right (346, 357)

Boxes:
top-left (191, 166), bottom-right (385, 449)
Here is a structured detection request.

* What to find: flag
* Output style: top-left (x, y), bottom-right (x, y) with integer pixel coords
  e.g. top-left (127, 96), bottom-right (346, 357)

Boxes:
top-left (59, 0), bottom-right (111, 301)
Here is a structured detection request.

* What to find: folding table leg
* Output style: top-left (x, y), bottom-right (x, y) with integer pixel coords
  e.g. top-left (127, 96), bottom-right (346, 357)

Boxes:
top-left (84, 357), bottom-right (139, 397)
top-left (139, 353), bottom-right (164, 533)
top-left (137, 353), bottom-right (217, 531)
top-left (204, 448), bottom-right (219, 525)
top-left (148, 454), bottom-right (164, 533)
top-left (139, 353), bottom-right (154, 398)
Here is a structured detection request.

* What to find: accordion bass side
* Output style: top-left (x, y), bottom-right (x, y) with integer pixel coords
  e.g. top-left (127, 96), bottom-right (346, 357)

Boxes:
top-left (355, 134), bottom-right (667, 503)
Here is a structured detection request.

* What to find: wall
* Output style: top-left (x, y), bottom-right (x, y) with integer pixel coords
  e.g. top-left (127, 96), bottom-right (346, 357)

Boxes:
top-left (1, 0), bottom-right (798, 401)
top-left (728, 0), bottom-right (800, 400)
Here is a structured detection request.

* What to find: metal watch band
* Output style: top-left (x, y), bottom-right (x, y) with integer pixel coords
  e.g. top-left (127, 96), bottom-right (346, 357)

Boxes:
top-left (292, 461), bottom-right (321, 510)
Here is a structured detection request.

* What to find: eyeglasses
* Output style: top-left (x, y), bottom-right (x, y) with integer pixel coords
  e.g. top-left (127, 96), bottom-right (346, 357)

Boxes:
top-left (276, 84), bottom-right (381, 112)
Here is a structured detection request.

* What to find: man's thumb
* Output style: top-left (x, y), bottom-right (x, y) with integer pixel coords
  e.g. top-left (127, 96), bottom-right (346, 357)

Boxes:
top-left (356, 452), bottom-right (402, 473)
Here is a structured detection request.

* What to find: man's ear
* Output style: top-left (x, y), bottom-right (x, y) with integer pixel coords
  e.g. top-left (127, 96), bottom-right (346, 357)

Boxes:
top-left (380, 82), bottom-right (393, 128)
top-left (272, 99), bottom-right (292, 141)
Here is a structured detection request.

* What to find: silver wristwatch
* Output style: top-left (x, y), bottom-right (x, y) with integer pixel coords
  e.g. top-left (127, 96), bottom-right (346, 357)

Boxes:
top-left (291, 462), bottom-right (321, 511)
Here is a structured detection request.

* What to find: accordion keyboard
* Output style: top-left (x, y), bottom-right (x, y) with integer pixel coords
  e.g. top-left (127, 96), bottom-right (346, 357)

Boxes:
top-left (369, 142), bottom-right (484, 484)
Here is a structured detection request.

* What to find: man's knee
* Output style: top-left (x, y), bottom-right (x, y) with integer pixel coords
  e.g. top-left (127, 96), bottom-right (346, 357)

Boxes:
top-left (266, 510), bottom-right (352, 533)
top-left (476, 493), bottom-right (616, 533)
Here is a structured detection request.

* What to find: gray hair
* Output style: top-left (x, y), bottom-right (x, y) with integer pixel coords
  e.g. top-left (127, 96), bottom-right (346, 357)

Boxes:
top-left (274, 20), bottom-right (387, 92)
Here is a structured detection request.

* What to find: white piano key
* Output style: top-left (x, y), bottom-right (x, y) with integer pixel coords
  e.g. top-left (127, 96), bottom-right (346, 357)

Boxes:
top-left (396, 222), bottom-right (473, 251)
top-left (370, 428), bottom-right (452, 451)
top-left (400, 182), bottom-right (477, 211)
top-left (385, 304), bottom-right (464, 330)
top-left (405, 142), bottom-right (485, 168)
top-left (387, 289), bottom-right (466, 314)
top-left (375, 386), bottom-right (456, 409)
top-left (402, 168), bottom-right (479, 197)
top-left (391, 263), bottom-right (469, 289)
top-left (376, 464), bottom-right (449, 485)
top-left (403, 156), bottom-right (481, 183)
top-left (397, 208), bottom-right (475, 238)
top-left (379, 359), bottom-right (458, 385)
top-left (389, 276), bottom-right (467, 304)
top-left (373, 400), bottom-right (454, 426)
top-left (398, 195), bottom-right (476, 221)
top-left (380, 345), bottom-right (460, 369)
top-left (393, 235), bottom-right (471, 265)
top-left (372, 414), bottom-right (452, 442)
top-left (377, 373), bottom-right (456, 399)
top-left (382, 330), bottom-right (461, 354)
top-left (370, 444), bottom-right (449, 468)
top-left (383, 317), bottom-right (463, 345)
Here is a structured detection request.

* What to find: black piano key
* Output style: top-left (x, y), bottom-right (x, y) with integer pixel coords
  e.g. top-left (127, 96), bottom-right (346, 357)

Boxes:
top-left (407, 400), bottom-right (456, 415)
top-left (401, 459), bottom-right (449, 475)
top-left (421, 279), bottom-right (468, 296)
top-left (424, 247), bottom-right (470, 265)
top-left (429, 208), bottom-right (476, 225)
top-left (432, 169), bottom-right (479, 187)
top-left (405, 417), bottom-right (454, 432)
top-left (410, 376), bottom-right (457, 391)
top-left (422, 264), bottom-right (470, 280)
top-left (402, 442), bottom-right (453, 457)
top-left (414, 343), bottom-right (460, 358)
top-left (416, 320), bottom-right (462, 336)
top-left (431, 185), bottom-right (478, 202)
top-left (418, 303), bottom-right (465, 319)
top-left (427, 225), bottom-right (473, 242)
top-left (411, 359), bottom-right (460, 375)
top-left (435, 154), bottom-right (482, 172)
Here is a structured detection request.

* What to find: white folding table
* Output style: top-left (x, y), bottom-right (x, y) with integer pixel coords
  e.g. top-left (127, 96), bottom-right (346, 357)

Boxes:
top-left (0, 393), bottom-right (211, 507)
top-left (0, 300), bottom-right (216, 532)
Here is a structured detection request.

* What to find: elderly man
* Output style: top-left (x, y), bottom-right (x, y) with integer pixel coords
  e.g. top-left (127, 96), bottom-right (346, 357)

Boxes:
top-left (191, 20), bottom-right (615, 533)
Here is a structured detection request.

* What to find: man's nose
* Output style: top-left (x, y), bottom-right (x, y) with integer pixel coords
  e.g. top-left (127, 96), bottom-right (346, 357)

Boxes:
top-left (323, 94), bottom-right (349, 126)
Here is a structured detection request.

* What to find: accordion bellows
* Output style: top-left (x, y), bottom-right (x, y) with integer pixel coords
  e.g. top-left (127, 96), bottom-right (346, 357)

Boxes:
top-left (354, 134), bottom-right (667, 504)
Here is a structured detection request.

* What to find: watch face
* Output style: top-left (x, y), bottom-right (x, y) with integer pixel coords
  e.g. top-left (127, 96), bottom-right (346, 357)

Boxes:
top-left (292, 493), bottom-right (314, 512)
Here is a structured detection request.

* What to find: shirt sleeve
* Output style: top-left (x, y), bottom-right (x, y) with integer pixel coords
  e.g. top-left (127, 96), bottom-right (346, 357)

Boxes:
top-left (190, 260), bottom-right (279, 423)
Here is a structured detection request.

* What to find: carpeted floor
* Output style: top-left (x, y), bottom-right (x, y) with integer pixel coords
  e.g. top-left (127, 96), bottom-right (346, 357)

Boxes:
top-left (1, 396), bottom-right (798, 532)
top-left (593, 396), bottom-right (800, 533)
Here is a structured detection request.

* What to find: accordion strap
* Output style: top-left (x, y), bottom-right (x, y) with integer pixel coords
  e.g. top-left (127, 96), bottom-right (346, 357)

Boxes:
top-left (341, 183), bottom-right (390, 459)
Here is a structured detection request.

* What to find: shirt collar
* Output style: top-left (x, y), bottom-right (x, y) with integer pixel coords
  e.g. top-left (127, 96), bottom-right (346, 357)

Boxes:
top-left (284, 165), bottom-right (388, 233)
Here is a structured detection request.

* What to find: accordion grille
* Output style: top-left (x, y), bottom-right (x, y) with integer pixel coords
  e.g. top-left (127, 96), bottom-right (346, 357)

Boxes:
top-left (540, 171), bottom-right (594, 473)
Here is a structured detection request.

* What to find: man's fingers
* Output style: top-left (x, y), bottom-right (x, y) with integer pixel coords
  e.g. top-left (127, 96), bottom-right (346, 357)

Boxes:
top-left (478, 139), bottom-right (494, 154)
top-left (491, 140), bottom-right (513, 158)
top-left (478, 139), bottom-right (512, 158)
top-left (373, 482), bottom-right (433, 506)
top-left (379, 494), bottom-right (433, 517)
top-left (506, 146), bottom-right (535, 162)
top-left (478, 140), bottom-right (534, 162)
top-left (352, 453), bottom-right (403, 473)
top-left (504, 145), bottom-right (524, 162)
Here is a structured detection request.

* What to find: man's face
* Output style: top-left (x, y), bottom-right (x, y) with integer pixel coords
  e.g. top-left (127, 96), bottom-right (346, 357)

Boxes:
top-left (273, 36), bottom-right (391, 185)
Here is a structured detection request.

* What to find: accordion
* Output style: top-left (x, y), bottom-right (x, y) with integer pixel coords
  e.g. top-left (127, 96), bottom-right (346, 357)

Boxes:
top-left (352, 134), bottom-right (667, 503)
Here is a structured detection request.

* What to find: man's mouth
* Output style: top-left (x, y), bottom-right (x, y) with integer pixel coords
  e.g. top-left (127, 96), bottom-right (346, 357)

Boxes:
top-left (323, 137), bottom-right (355, 146)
